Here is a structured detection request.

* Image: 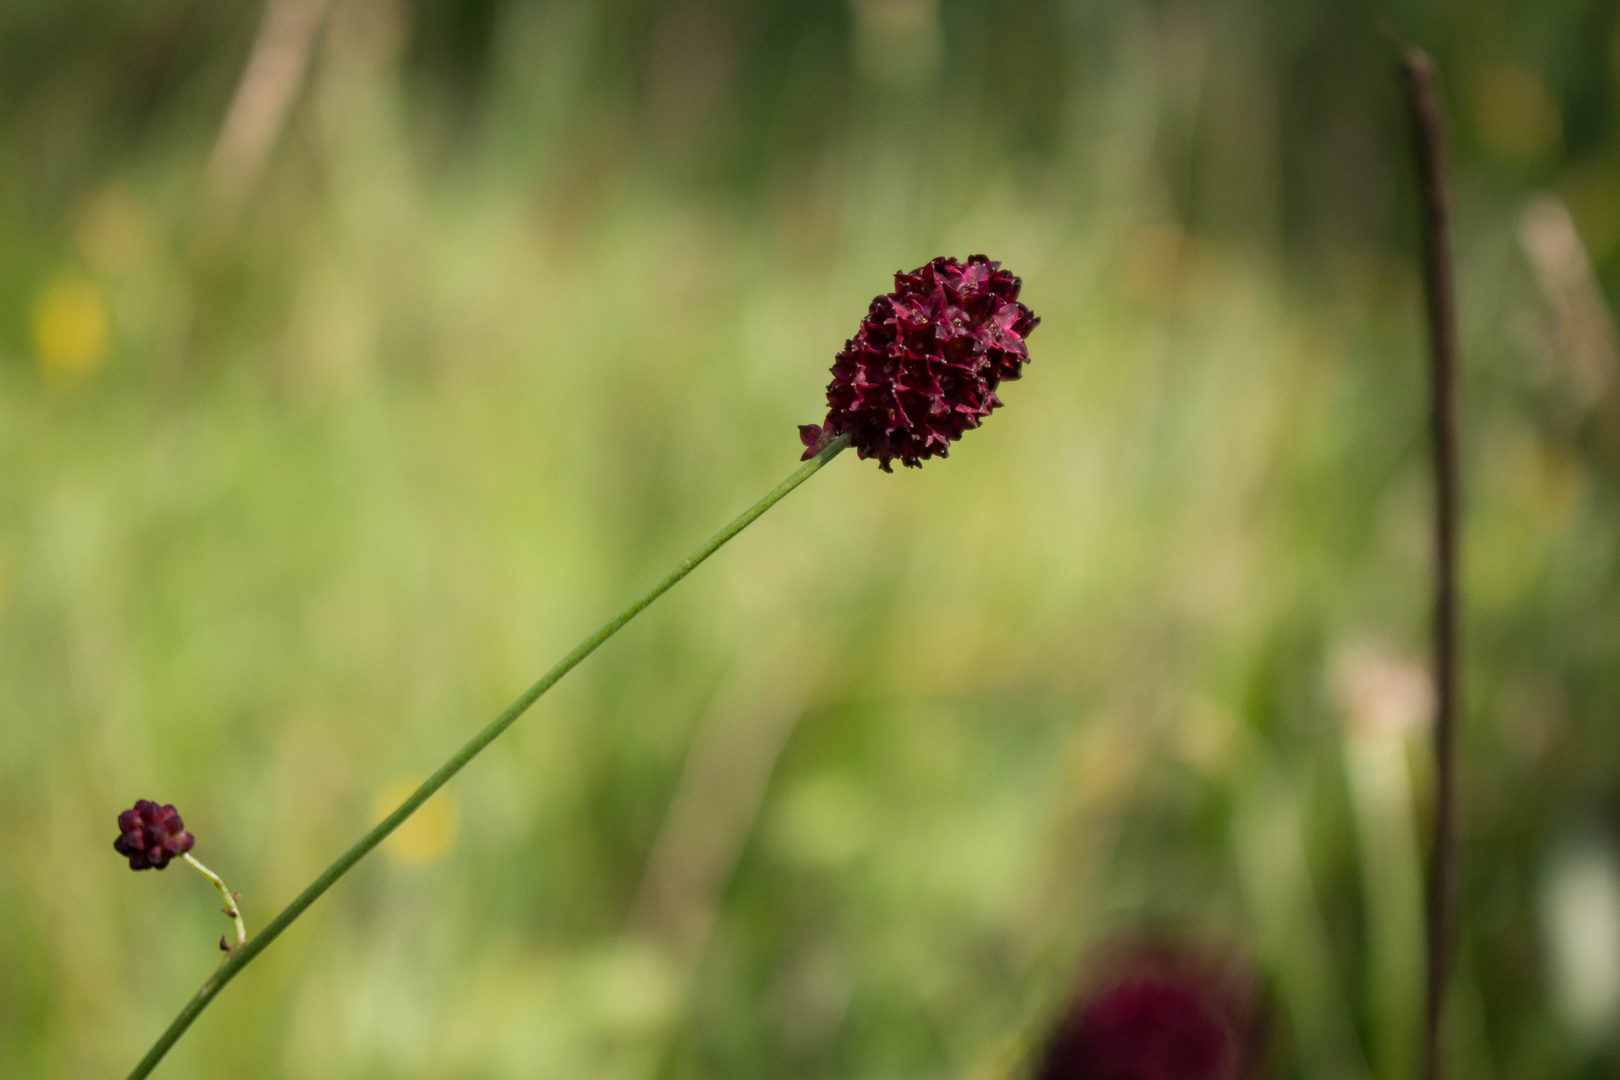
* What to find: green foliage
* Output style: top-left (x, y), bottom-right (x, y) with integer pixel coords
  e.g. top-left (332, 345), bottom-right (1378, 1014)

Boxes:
top-left (3, 1), bottom-right (1620, 1077)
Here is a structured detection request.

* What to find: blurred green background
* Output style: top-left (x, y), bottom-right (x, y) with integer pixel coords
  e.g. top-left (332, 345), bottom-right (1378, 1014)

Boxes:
top-left (4, 0), bottom-right (1620, 1076)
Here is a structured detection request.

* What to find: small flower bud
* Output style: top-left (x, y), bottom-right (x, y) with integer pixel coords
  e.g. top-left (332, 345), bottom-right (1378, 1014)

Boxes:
top-left (113, 799), bottom-right (195, 871)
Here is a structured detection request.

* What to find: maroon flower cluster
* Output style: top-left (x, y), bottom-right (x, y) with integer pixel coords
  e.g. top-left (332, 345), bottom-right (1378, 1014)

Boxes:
top-left (799, 255), bottom-right (1038, 471)
top-left (114, 800), bottom-right (195, 871)
top-left (1035, 946), bottom-right (1259, 1080)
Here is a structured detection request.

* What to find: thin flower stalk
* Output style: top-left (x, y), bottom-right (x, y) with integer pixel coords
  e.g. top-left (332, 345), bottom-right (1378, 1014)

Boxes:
top-left (180, 853), bottom-right (247, 954)
top-left (124, 432), bottom-right (851, 1080)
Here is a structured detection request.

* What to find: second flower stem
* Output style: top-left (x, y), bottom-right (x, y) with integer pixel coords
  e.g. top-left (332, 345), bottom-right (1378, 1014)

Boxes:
top-left (126, 432), bottom-right (851, 1080)
top-left (181, 852), bottom-right (246, 953)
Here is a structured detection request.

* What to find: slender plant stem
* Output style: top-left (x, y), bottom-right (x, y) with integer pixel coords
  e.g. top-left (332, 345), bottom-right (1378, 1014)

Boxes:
top-left (126, 433), bottom-right (852, 1079)
top-left (181, 853), bottom-right (246, 953)
top-left (1400, 47), bottom-right (1461, 1080)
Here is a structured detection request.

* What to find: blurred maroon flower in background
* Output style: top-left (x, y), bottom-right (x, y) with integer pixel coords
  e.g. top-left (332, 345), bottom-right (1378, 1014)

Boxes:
top-left (799, 254), bottom-right (1038, 471)
top-left (1034, 942), bottom-right (1261, 1080)
top-left (114, 800), bottom-right (195, 871)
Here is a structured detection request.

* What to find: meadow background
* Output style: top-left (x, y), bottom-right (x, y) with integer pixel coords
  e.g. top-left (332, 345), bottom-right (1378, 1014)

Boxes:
top-left (4, 0), bottom-right (1620, 1076)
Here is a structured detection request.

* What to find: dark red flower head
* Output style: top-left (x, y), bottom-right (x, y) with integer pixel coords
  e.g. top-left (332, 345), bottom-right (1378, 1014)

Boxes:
top-left (114, 800), bottom-right (195, 871)
top-left (799, 254), bottom-right (1038, 471)
top-left (1035, 944), bottom-right (1260, 1080)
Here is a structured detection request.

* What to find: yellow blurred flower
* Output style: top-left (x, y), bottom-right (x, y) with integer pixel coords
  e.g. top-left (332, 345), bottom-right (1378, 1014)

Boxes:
top-left (33, 276), bottom-right (111, 383)
top-left (372, 778), bottom-right (458, 864)
top-left (1473, 64), bottom-right (1562, 164)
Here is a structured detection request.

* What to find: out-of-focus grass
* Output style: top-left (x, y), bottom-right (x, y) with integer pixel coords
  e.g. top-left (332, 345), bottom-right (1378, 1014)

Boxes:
top-left (3, 1), bottom-right (1620, 1078)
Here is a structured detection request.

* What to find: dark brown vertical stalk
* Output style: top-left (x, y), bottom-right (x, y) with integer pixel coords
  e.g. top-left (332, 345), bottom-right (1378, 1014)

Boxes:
top-left (1400, 46), bottom-right (1461, 1080)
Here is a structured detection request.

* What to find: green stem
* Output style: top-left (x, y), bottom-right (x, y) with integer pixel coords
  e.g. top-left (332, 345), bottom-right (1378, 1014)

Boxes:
top-left (180, 853), bottom-right (246, 953)
top-left (126, 433), bottom-right (851, 1079)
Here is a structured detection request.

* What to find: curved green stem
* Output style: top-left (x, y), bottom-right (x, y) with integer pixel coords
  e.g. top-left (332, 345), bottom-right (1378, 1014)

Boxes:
top-left (180, 853), bottom-right (246, 953)
top-left (126, 434), bottom-right (851, 1079)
